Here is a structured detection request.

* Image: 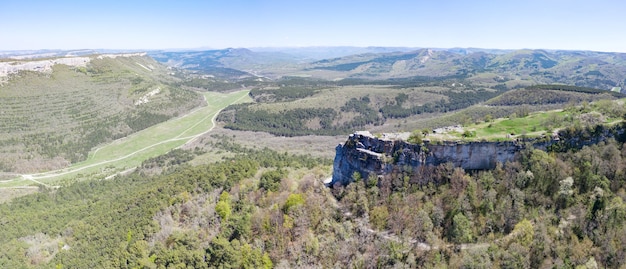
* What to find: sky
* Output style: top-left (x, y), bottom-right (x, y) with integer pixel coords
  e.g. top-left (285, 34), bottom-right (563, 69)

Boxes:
top-left (1, 0), bottom-right (625, 52)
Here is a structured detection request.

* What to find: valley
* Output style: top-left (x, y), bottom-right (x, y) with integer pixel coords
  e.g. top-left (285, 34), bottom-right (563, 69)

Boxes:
top-left (2, 47), bottom-right (626, 268)
top-left (0, 54), bottom-right (204, 173)
top-left (0, 90), bottom-right (250, 187)
top-left (5, 0), bottom-right (626, 267)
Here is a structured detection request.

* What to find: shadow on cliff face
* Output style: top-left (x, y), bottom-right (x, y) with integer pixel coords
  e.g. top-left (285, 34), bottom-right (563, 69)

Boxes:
top-left (331, 123), bottom-right (626, 187)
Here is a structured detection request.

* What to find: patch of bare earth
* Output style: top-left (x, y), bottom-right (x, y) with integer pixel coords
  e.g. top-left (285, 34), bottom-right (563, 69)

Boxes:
top-left (0, 188), bottom-right (39, 203)
top-left (304, 117), bottom-right (322, 130)
top-left (183, 125), bottom-right (345, 159)
top-left (20, 233), bottom-right (69, 265)
top-left (12, 156), bottom-right (71, 174)
top-left (333, 111), bottom-right (360, 126)
top-left (150, 189), bottom-right (222, 247)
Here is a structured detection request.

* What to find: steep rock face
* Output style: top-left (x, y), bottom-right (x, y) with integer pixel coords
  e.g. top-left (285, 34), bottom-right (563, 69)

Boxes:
top-left (332, 126), bottom-right (626, 186)
top-left (332, 131), bottom-right (530, 186)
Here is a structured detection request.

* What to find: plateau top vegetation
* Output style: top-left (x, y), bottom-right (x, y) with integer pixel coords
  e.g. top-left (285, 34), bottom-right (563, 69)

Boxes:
top-left (413, 85), bottom-right (626, 143)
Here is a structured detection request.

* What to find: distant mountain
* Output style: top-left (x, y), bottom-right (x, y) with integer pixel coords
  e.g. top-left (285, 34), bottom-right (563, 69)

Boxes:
top-left (148, 48), bottom-right (303, 79)
top-left (147, 47), bottom-right (626, 90)
top-left (444, 47), bottom-right (513, 55)
top-left (0, 49), bottom-right (145, 59)
top-left (250, 46), bottom-right (418, 60)
top-left (300, 48), bottom-right (626, 90)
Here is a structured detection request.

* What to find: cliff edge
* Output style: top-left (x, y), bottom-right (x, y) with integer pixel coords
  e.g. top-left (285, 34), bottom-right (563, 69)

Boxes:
top-left (332, 131), bottom-right (529, 186)
top-left (332, 125), bottom-right (626, 186)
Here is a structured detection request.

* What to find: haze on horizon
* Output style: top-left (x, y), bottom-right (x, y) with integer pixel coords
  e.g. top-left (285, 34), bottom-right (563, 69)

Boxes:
top-left (2, 0), bottom-right (625, 53)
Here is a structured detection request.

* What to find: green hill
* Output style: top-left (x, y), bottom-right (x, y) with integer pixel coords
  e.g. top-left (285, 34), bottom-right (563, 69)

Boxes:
top-left (0, 54), bottom-right (203, 173)
top-left (485, 85), bottom-right (624, 106)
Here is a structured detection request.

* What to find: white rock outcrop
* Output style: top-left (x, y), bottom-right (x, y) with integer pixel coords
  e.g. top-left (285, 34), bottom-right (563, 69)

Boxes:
top-left (0, 57), bottom-right (90, 77)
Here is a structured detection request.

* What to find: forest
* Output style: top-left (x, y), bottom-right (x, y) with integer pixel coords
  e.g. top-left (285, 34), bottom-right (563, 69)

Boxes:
top-left (486, 85), bottom-right (624, 107)
top-left (2, 125), bottom-right (626, 268)
top-left (379, 88), bottom-right (502, 119)
top-left (218, 79), bottom-right (506, 136)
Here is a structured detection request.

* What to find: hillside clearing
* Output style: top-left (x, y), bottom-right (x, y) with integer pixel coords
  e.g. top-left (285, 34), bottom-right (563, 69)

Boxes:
top-left (0, 90), bottom-right (251, 187)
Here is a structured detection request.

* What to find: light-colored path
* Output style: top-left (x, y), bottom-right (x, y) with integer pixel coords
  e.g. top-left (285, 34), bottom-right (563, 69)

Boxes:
top-left (2, 90), bottom-right (249, 187)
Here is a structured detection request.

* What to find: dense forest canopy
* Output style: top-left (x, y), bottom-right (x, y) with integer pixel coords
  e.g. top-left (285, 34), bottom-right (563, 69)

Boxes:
top-left (1, 125), bottom-right (626, 267)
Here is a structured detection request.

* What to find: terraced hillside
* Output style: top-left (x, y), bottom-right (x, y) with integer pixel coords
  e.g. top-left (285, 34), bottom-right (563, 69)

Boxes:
top-left (0, 55), bottom-right (204, 173)
top-left (0, 90), bottom-right (251, 188)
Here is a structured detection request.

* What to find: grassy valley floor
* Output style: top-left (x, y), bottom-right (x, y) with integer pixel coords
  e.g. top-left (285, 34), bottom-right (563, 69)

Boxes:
top-left (0, 90), bottom-right (251, 188)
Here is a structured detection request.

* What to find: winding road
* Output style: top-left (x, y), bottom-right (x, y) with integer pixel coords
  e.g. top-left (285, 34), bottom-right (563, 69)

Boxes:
top-left (5, 90), bottom-right (249, 187)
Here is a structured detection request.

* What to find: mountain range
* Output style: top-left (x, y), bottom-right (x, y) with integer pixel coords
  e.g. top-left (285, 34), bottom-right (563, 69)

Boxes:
top-left (149, 47), bottom-right (626, 90)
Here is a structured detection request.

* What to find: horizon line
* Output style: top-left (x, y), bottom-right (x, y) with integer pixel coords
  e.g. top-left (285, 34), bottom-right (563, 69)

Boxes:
top-left (1, 46), bottom-right (625, 55)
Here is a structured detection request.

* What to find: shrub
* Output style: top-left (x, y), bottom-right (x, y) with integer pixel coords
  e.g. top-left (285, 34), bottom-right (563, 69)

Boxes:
top-left (216, 191), bottom-right (232, 221)
top-left (408, 130), bottom-right (423, 144)
top-left (283, 194), bottom-right (305, 213)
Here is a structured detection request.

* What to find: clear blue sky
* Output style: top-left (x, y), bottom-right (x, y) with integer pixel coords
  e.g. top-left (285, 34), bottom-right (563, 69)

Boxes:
top-left (2, 0), bottom-right (625, 52)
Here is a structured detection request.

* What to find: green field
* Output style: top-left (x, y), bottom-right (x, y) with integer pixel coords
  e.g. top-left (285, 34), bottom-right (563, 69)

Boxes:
top-left (428, 99), bottom-right (626, 141)
top-left (0, 90), bottom-right (251, 187)
top-left (473, 111), bottom-right (561, 138)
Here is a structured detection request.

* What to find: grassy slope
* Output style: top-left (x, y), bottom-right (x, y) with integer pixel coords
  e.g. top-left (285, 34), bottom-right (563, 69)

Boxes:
top-left (0, 56), bottom-right (203, 172)
top-left (425, 99), bottom-right (626, 142)
top-left (0, 90), bottom-right (251, 187)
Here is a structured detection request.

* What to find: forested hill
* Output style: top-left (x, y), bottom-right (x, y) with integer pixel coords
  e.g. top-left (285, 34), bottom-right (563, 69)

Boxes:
top-left (216, 82), bottom-right (624, 138)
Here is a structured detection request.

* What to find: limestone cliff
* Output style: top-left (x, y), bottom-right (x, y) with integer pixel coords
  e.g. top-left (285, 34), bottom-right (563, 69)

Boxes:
top-left (331, 127), bottom-right (624, 186)
top-left (332, 131), bottom-right (528, 185)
